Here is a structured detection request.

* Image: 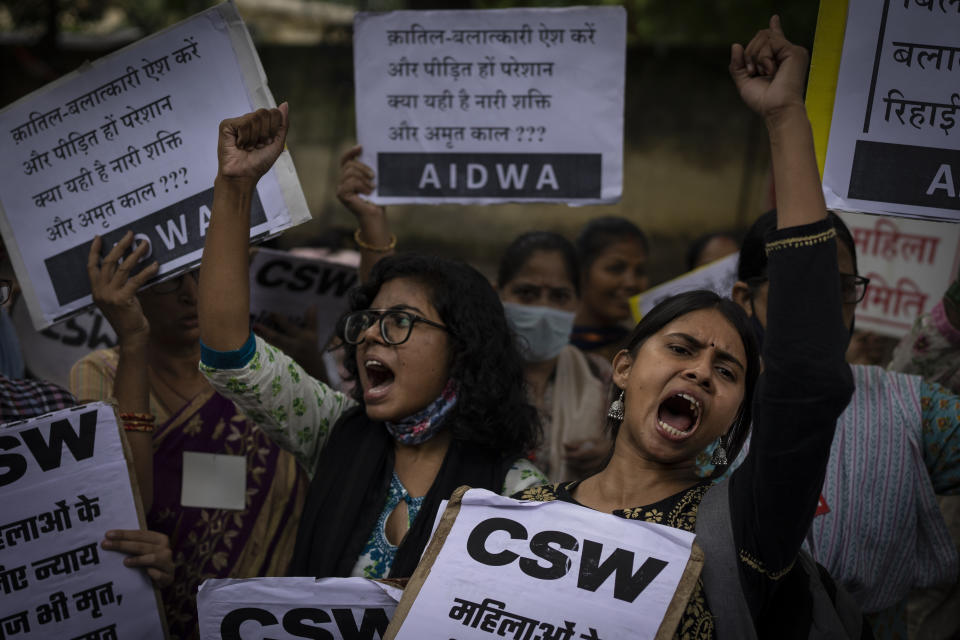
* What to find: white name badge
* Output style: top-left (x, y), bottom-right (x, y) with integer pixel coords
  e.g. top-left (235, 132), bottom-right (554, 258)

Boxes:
top-left (181, 452), bottom-right (247, 510)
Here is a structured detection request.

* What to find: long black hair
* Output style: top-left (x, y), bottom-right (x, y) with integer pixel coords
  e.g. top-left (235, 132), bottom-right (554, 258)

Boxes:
top-left (497, 231), bottom-right (580, 296)
top-left (609, 290), bottom-right (760, 477)
top-left (341, 253), bottom-right (540, 458)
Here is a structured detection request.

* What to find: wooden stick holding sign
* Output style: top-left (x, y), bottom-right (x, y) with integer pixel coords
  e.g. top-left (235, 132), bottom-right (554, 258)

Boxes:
top-left (385, 486), bottom-right (703, 640)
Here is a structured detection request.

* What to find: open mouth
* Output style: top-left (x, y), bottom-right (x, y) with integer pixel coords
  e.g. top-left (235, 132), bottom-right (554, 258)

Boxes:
top-left (656, 393), bottom-right (701, 440)
top-left (364, 359), bottom-right (395, 396)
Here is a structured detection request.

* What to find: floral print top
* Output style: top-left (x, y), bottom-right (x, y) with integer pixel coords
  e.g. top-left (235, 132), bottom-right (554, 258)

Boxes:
top-left (200, 334), bottom-right (548, 577)
top-left (890, 299), bottom-right (960, 395)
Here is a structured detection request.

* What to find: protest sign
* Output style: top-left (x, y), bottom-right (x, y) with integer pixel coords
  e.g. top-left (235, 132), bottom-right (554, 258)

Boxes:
top-left (816, 0), bottom-right (960, 223)
top-left (353, 7), bottom-right (625, 204)
top-left (385, 487), bottom-right (702, 640)
top-left (0, 403), bottom-right (165, 638)
top-left (0, 2), bottom-right (310, 330)
top-left (197, 577), bottom-right (403, 640)
top-left (249, 248), bottom-right (358, 343)
top-left (837, 211), bottom-right (960, 337)
top-left (630, 253), bottom-right (739, 322)
top-left (11, 301), bottom-right (116, 389)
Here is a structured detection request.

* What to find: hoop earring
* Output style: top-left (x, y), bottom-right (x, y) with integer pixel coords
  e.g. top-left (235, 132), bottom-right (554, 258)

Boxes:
top-left (607, 389), bottom-right (625, 423)
top-left (710, 435), bottom-right (728, 466)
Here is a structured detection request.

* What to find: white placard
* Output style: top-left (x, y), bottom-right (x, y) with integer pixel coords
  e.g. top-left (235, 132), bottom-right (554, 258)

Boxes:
top-left (630, 253), bottom-right (739, 321)
top-left (0, 403), bottom-right (165, 638)
top-left (0, 2), bottom-right (310, 330)
top-left (180, 452), bottom-right (247, 511)
top-left (249, 248), bottom-right (358, 342)
top-left (838, 210), bottom-right (960, 337)
top-left (197, 577), bottom-right (402, 640)
top-left (353, 7), bottom-right (625, 204)
top-left (389, 488), bottom-right (696, 640)
top-left (11, 300), bottom-right (117, 389)
top-left (822, 0), bottom-right (960, 222)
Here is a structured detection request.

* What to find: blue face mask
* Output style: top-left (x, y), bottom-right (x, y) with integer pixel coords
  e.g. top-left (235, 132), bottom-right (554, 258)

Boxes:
top-left (503, 302), bottom-right (576, 363)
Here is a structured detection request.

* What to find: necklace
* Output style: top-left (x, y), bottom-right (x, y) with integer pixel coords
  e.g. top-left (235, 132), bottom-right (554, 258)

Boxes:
top-left (149, 362), bottom-right (207, 406)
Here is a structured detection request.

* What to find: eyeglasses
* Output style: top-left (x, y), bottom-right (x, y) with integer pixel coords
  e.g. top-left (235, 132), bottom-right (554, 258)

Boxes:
top-left (342, 309), bottom-right (451, 346)
top-left (840, 273), bottom-right (870, 304)
top-left (746, 273), bottom-right (870, 305)
top-left (0, 279), bottom-right (10, 305)
top-left (147, 270), bottom-right (199, 295)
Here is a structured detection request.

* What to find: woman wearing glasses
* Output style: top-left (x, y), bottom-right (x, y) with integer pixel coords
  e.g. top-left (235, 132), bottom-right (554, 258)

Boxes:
top-left (724, 209), bottom-right (960, 639)
top-left (71, 243), bottom-right (307, 639)
top-left (196, 105), bottom-right (544, 580)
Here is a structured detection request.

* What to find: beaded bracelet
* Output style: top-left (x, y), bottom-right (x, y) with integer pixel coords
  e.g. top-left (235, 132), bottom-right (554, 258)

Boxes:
top-left (354, 228), bottom-right (397, 252)
top-left (119, 411), bottom-right (155, 433)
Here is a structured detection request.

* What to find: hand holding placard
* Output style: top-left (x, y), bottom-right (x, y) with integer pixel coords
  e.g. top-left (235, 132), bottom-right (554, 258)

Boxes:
top-left (338, 145), bottom-right (394, 280)
top-left (86, 232), bottom-right (157, 343)
top-left (338, 145), bottom-right (384, 222)
top-left (100, 529), bottom-right (173, 588)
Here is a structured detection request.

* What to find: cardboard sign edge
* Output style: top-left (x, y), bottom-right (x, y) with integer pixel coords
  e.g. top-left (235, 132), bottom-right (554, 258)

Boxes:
top-left (382, 484), bottom-right (469, 639)
top-left (654, 541), bottom-right (704, 639)
top-left (109, 401), bottom-right (170, 638)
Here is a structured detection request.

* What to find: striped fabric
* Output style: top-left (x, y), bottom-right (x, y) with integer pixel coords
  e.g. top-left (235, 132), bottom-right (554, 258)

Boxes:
top-left (807, 364), bottom-right (958, 613)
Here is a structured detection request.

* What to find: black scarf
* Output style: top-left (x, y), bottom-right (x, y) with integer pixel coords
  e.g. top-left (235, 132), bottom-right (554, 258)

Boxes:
top-left (288, 407), bottom-right (513, 578)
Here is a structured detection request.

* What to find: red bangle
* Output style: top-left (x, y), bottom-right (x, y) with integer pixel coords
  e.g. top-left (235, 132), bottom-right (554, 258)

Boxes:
top-left (119, 412), bottom-right (155, 423)
top-left (123, 422), bottom-right (155, 433)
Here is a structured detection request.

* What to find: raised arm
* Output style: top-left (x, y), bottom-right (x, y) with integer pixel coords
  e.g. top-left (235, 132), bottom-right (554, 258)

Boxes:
top-left (730, 15), bottom-right (825, 230)
top-left (199, 105), bottom-right (289, 351)
top-left (198, 105), bottom-right (357, 477)
top-left (86, 231), bottom-right (159, 511)
top-left (726, 17), bottom-right (854, 607)
top-left (336, 145), bottom-right (394, 282)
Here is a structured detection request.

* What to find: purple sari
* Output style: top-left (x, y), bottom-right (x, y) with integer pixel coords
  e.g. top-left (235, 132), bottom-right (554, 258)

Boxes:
top-left (147, 390), bottom-right (306, 639)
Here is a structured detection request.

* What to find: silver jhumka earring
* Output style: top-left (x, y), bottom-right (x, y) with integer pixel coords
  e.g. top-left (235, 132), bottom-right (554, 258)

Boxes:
top-left (607, 389), bottom-right (625, 423)
top-left (711, 435), bottom-right (729, 466)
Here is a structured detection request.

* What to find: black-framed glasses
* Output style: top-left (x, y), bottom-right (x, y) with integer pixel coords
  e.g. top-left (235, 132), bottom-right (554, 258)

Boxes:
top-left (0, 279), bottom-right (10, 306)
top-left (147, 270), bottom-right (199, 295)
top-left (746, 273), bottom-right (869, 304)
top-left (841, 273), bottom-right (870, 304)
top-left (343, 309), bottom-right (451, 345)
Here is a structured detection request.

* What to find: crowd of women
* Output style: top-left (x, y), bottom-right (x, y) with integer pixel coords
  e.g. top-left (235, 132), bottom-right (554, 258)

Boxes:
top-left (2, 15), bottom-right (959, 640)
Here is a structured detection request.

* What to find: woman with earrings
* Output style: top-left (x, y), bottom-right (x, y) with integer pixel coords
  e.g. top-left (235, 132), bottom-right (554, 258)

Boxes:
top-left (72, 242), bottom-right (308, 640)
top-left (196, 104), bottom-right (544, 581)
top-left (517, 18), bottom-right (863, 636)
top-left (497, 231), bottom-right (611, 481)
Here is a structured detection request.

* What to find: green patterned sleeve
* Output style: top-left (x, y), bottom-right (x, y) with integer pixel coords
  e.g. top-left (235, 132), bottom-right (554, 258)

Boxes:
top-left (501, 458), bottom-right (549, 495)
top-left (200, 335), bottom-right (357, 478)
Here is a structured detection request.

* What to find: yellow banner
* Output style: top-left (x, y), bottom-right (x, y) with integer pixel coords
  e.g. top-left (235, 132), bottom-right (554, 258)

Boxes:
top-left (805, 0), bottom-right (850, 178)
